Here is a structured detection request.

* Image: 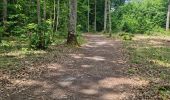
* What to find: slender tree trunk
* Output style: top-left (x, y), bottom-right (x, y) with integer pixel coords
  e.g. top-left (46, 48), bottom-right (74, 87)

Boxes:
top-left (108, 0), bottom-right (112, 37)
top-left (56, 0), bottom-right (60, 32)
top-left (104, 0), bottom-right (108, 33)
top-left (37, 0), bottom-right (41, 25)
top-left (67, 0), bottom-right (78, 45)
top-left (3, 0), bottom-right (7, 27)
top-left (37, 0), bottom-right (45, 49)
top-left (43, 0), bottom-right (46, 20)
top-left (87, 0), bottom-right (90, 32)
top-left (53, 0), bottom-right (56, 31)
top-left (166, 3), bottom-right (170, 31)
top-left (94, 0), bottom-right (96, 32)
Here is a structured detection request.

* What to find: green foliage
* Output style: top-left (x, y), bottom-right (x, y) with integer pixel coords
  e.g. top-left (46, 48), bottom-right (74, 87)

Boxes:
top-left (29, 22), bottom-right (52, 49)
top-left (159, 86), bottom-right (170, 100)
top-left (0, 40), bottom-right (11, 48)
top-left (118, 32), bottom-right (134, 40)
top-left (113, 0), bottom-right (168, 34)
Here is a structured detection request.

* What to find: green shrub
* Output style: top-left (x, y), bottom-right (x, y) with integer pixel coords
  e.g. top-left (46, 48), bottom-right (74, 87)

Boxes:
top-left (119, 32), bottom-right (134, 40)
top-left (29, 22), bottom-right (52, 49)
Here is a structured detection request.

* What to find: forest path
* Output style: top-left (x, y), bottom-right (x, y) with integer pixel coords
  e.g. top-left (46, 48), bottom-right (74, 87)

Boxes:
top-left (2, 34), bottom-right (148, 100)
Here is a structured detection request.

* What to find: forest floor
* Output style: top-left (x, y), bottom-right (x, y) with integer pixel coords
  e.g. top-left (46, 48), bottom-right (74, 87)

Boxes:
top-left (0, 34), bottom-right (170, 100)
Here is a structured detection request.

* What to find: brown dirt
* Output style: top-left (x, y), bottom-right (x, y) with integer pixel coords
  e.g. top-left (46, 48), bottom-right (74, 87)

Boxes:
top-left (0, 34), bottom-right (148, 100)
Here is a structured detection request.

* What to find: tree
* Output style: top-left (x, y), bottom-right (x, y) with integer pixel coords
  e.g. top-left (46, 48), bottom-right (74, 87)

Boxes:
top-left (94, 0), bottom-right (96, 32)
top-left (37, 0), bottom-right (41, 25)
top-left (67, 0), bottom-right (78, 45)
top-left (87, 0), bottom-right (90, 32)
top-left (166, 0), bottom-right (170, 31)
top-left (53, 0), bottom-right (56, 31)
top-left (56, 0), bottom-right (60, 32)
top-left (104, 0), bottom-right (108, 33)
top-left (108, 0), bottom-right (112, 36)
top-left (3, 0), bottom-right (7, 27)
top-left (43, 0), bottom-right (46, 20)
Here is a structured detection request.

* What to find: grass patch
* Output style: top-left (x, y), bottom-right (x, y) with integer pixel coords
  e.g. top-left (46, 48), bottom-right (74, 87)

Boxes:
top-left (159, 86), bottom-right (170, 100)
top-left (124, 35), bottom-right (170, 99)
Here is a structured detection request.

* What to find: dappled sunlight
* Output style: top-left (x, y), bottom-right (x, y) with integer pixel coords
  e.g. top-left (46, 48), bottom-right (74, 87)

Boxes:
top-left (85, 56), bottom-right (106, 61)
top-left (46, 63), bottom-right (63, 70)
top-left (148, 40), bottom-right (164, 45)
top-left (81, 64), bottom-right (94, 68)
top-left (150, 59), bottom-right (170, 67)
top-left (12, 79), bottom-right (49, 87)
top-left (111, 60), bottom-right (127, 64)
top-left (84, 44), bottom-right (98, 48)
top-left (95, 41), bottom-right (108, 46)
top-left (100, 92), bottom-right (130, 100)
top-left (80, 89), bottom-right (98, 95)
top-left (0, 50), bottom-right (47, 59)
top-left (69, 54), bottom-right (84, 59)
top-left (133, 35), bottom-right (170, 41)
top-left (98, 77), bottom-right (148, 89)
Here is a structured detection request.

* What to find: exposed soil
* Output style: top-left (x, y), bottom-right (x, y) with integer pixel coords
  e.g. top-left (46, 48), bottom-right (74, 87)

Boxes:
top-left (0, 34), bottom-right (148, 100)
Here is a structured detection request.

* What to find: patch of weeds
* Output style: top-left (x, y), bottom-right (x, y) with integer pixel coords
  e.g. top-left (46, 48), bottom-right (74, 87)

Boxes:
top-left (159, 86), bottom-right (170, 100)
top-left (118, 32), bottom-right (134, 40)
top-left (127, 68), bottom-right (136, 74)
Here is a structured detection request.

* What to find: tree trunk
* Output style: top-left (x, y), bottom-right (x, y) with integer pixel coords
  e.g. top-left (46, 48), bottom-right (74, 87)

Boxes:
top-left (3, 0), bottom-right (7, 27)
top-left (94, 0), bottom-right (96, 32)
top-left (53, 0), bottom-right (56, 31)
top-left (166, 3), bottom-right (170, 31)
top-left (55, 0), bottom-right (60, 32)
top-left (87, 0), bottom-right (90, 32)
top-left (37, 0), bottom-right (41, 25)
top-left (108, 0), bottom-right (112, 37)
top-left (67, 0), bottom-right (78, 45)
top-left (104, 0), bottom-right (108, 33)
top-left (43, 0), bottom-right (46, 20)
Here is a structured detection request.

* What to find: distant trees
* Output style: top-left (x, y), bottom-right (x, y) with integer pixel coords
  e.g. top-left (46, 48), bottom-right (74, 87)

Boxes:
top-left (0, 0), bottom-right (169, 49)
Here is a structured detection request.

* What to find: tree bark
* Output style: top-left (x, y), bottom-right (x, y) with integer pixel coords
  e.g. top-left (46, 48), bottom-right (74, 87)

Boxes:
top-left (43, 0), bottom-right (46, 20)
top-left (56, 0), bottom-right (60, 32)
top-left (87, 0), bottom-right (90, 32)
top-left (94, 0), bottom-right (96, 32)
top-left (108, 0), bottom-right (112, 37)
top-left (67, 0), bottom-right (78, 45)
top-left (53, 0), bottom-right (56, 31)
top-left (166, 2), bottom-right (170, 31)
top-left (104, 0), bottom-right (108, 33)
top-left (37, 0), bottom-right (41, 25)
top-left (3, 0), bottom-right (7, 26)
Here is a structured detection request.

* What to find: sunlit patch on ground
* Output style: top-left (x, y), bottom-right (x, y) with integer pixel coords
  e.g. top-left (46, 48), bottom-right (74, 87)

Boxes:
top-left (124, 35), bottom-right (170, 99)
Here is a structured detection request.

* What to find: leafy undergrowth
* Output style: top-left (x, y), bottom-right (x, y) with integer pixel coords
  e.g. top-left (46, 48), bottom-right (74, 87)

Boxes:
top-left (124, 35), bottom-right (170, 99)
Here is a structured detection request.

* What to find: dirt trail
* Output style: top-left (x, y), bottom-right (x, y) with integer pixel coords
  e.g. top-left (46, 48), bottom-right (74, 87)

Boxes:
top-left (1, 34), bottom-right (148, 100)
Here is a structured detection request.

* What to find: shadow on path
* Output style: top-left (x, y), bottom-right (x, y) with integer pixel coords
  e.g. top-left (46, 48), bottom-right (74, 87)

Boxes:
top-left (1, 34), bottom-right (148, 100)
